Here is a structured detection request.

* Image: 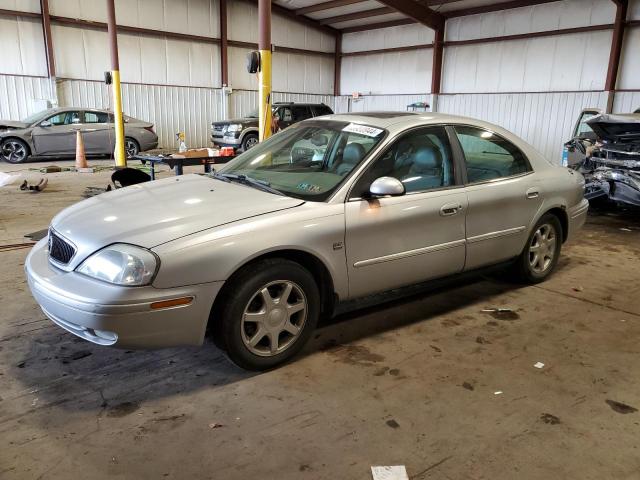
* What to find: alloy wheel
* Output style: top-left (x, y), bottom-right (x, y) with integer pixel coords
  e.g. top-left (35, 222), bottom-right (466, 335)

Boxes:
top-left (528, 223), bottom-right (557, 274)
top-left (241, 280), bottom-right (307, 357)
top-left (244, 136), bottom-right (259, 149)
top-left (125, 139), bottom-right (139, 158)
top-left (1, 141), bottom-right (27, 162)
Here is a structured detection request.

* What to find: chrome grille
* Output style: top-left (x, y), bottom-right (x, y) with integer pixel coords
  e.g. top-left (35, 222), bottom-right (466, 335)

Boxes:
top-left (48, 230), bottom-right (76, 265)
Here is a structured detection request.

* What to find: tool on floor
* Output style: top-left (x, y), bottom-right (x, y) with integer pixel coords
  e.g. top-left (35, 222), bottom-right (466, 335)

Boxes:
top-left (19, 178), bottom-right (48, 192)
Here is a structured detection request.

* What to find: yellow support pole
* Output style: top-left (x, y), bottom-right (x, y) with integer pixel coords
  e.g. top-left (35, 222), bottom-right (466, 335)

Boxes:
top-left (258, 49), bottom-right (272, 142)
top-left (106, 0), bottom-right (126, 167)
top-left (111, 70), bottom-right (126, 167)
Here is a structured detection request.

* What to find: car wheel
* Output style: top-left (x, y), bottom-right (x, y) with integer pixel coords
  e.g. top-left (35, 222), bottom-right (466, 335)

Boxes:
top-left (216, 258), bottom-right (320, 370)
top-left (512, 213), bottom-right (562, 283)
top-left (125, 138), bottom-right (140, 158)
top-left (241, 133), bottom-right (259, 151)
top-left (1, 139), bottom-right (30, 164)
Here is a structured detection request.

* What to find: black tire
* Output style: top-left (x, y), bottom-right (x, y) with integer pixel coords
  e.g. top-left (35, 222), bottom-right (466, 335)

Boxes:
top-left (1, 138), bottom-right (30, 164)
top-left (215, 258), bottom-right (320, 371)
top-left (511, 213), bottom-right (563, 284)
top-left (241, 133), bottom-right (259, 152)
top-left (125, 137), bottom-right (140, 158)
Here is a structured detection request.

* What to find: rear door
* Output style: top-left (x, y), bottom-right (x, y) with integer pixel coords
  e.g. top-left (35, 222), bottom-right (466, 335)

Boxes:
top-left (451, 125), bottom-right (542, 270)
top-left (31, 110), bottom-right (81, 155)
top-left (81, 110), bottom-right (114, 154)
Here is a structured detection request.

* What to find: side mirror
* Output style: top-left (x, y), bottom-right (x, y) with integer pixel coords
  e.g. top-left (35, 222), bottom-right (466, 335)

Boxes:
top-left (369, 176), bottom-right (405, 197)
top-left (40, 120), bottom-right (52, 127)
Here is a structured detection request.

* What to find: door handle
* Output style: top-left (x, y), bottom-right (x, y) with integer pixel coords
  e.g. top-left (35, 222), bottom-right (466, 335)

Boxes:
top-left (526, 188), bottom-right (540, 199)
top-left (440, 203), bottom-right (462, 216)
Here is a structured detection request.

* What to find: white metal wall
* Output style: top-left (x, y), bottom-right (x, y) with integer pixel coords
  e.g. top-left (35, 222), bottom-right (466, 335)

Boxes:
top-left (333, 94), bottom-right (432, 113)
top-left (0, 74), bottom-right (56, 120)
top-left (58, 79), bottom-right (224, 149)
top-left (341, 24), bottom-right (434, 95)
top-left (437, 91), bottom-right (610, 163)
top-left (0, 14), bottom-right (47, 77)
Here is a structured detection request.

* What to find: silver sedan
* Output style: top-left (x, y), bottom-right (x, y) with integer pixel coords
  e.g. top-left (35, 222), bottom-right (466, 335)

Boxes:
top-left (0, 107), bottom-right (158, 163)
top-left (25, 112), bottom-right (588, 370)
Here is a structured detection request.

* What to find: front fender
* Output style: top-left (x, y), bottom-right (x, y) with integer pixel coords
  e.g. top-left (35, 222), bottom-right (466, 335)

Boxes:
top-left (151, 203), bottom-right (348, 298)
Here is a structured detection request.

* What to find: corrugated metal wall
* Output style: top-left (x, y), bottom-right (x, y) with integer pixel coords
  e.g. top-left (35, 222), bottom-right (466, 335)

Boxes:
top-left (0, 74), bottom-right (56, 120)
top-left (58, 79), bottom-right (223, 149)
top-left (437, 91), bottom-right (610, 163)
top-left (333, 94), bottom-right (432, 113)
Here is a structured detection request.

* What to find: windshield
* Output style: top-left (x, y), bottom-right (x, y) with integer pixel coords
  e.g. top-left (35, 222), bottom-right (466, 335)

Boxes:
top-left (21, 109), bottom-right (51, 124)
top-left (217, 120), bottom-right (386, 201)
top-left (575, 112), bottom-right (598, 137)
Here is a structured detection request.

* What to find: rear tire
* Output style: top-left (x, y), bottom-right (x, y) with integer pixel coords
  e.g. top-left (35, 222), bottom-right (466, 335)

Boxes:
top-left (1, 139), bottom-right (30, 164)
top-left (125, 138), bottom-right (140, 158)
top-left (511, 213), bottom-right (562, 284)
top-left (214, 258), bottom-right (320, 371)
top-left (241, 133), bottom-right (259, 152)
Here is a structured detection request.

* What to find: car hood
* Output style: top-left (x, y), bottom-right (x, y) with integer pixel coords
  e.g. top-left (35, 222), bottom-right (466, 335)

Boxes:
top-left (51, 174), bottom-right (304, 255)
top-left (212, 117), bottom-right (257, 126)
top-left (587, 114), bottom-right (640, 145)
top-left (0, 120), bottom-right (29, 131)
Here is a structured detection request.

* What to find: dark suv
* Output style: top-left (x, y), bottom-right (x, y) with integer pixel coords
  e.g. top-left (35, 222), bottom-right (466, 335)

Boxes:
top-left (211, 102), bottom-right (333, 151)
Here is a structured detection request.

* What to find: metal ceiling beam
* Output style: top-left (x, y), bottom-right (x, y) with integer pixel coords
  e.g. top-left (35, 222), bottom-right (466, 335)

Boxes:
top-left (444, 0), bottom-right (558, 18)
top-left (295, 0), bottom-right (367, 15)
top-left (340, 17), bottom-right (417, 33)
top-left (246, 0), bottom-right (339, 36)
top-left (319, 6), bottom-right (395, 25)
top-left (375, 0), bottom-right (445, 30)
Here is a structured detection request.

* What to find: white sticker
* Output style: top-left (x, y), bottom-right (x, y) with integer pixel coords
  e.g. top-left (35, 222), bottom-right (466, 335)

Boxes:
top-left (343, 123), bottom-right (384, 137)
top-left (371, 466), bottom-right (409, 480)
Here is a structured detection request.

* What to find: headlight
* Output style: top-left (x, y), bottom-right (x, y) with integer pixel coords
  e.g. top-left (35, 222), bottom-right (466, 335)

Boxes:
top-left (77, 244), bottom-right (158, 286)
top-left (225, 124), bottom-right (243, 133)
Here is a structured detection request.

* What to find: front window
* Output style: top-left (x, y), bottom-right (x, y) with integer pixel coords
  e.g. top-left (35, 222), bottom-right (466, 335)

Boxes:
top-left (46, 111), bottom-right (81, 126)
top-left (217, 120), bottom-right (386, 201)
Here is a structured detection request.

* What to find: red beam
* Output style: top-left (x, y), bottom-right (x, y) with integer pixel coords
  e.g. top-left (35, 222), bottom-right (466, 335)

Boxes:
top-left (605, 0), bottom-right (628, 92)
top-left (296, 0), bottom-right (367, 15)
top-left (375, 0), bottom-right (444, 30)
top-left (444, 0), bottom-right (558, 18)
top-left (320, 7), bottom-right (395, 25)
top-left (341, 43), bottom-right (433, 56)
top-left (220, 0), bottom-right (228, 86)
top-left (431, 28), bottom-right (443, 94)
top-left (341, 18), bottom-right (417, 33)
top-left (0, 8), bottom-right (41, 18)
top-left (40, 0), bottom-right (56, 78)
top-left (334, 34), bottom-right (342, 96)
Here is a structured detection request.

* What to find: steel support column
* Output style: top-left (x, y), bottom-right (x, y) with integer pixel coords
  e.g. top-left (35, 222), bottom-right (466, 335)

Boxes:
top-left (258, 0), bottom-right (272, 142)
top-left (605, 0), bottom-right (628, 112)
top-left (431, 27), bottom-right (444, 112)
top-left (40, 0), bottom-right (56, 79)
top-left (220, 0), bottom-right (228, 86)
top-left (334, 34), bottom-right (341, 97)
top-left (106, 0), bottom-right (126, 167)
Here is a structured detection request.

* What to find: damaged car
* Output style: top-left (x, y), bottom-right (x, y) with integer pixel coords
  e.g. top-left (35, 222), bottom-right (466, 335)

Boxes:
top-left (564, 111), bottom-right (640, 207)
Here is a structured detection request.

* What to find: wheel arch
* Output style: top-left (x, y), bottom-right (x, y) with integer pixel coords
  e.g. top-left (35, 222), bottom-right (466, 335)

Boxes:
top-left (209, 248), bottom-right (337, 330)
top-left (1, 136), bottom-right (32, 155)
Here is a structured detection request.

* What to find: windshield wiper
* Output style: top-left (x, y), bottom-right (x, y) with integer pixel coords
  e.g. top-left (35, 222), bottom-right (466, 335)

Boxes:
top-left (214, 173), bottom-right (284, 196)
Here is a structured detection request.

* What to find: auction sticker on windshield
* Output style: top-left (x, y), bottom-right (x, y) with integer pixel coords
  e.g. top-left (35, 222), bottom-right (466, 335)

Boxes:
top-left (343, 123), bottom-right (383, 137)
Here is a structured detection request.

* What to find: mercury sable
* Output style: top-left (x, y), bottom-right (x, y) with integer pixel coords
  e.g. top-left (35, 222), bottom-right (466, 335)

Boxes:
top-left (26, 112), bottom-right (588, 370)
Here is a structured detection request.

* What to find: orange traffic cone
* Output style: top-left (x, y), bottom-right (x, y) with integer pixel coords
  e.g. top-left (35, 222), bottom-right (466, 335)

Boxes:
top-left (75, 130), bottom-right (91, 172)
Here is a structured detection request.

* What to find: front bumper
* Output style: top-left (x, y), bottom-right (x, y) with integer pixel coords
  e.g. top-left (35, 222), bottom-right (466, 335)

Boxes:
top-left (584, 169), bottom-right (640, 207)
top-left (567, 198), bottom-right (589, 242)
top-left (25, 238), bottom-right (223, 348)
top-left (211, 134), bottom-right (241, 147)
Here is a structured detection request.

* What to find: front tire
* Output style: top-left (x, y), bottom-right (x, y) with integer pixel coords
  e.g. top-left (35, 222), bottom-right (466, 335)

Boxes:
top-left (1, 139), bottom-right (30, 163)
top-left (215, 259), bottom-right (320, 370)
top-left (241, 133), bottom-right (259, 152)
top-left (512, 213), bottom-right (562, 283)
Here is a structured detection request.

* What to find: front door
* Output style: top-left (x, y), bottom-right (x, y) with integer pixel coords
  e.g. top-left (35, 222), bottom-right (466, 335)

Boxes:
top-left (450, 125), bottom-right (543, 270)
top-left (31, 110), bottom-right (81, 155)
top-left (345, 126), bottom-right (467, 299)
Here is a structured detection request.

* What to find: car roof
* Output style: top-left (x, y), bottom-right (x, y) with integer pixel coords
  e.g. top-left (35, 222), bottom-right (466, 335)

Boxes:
top-left (316, 111), bottom-right (504, 131)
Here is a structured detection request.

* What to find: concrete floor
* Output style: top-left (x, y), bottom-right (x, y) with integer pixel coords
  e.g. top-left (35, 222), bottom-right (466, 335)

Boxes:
top-left (1, 160), bottom-right (639, 479)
